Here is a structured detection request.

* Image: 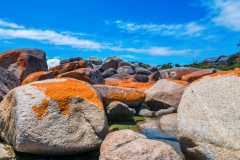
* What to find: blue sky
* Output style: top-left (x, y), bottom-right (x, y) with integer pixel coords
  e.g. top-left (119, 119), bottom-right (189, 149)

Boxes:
top-left (0, 0), bottom-right (240, 67)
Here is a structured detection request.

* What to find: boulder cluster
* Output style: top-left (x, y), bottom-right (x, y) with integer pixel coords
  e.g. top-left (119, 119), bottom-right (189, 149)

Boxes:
top-left (0, 48), bottom-right (239, 160)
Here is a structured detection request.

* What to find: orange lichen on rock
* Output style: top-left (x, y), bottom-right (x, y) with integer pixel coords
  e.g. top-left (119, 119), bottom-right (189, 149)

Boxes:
top-left (22, 71), bottom-right (54, 85)
top-left (166, 79), bottom-right (189, 87)
top-left (32, 99), bottom-right (49, 120)
top-left (118, 80), bottom-right (155, 91)
top-left (31, 78), bottom-right (103, 116)
top-left (105, 78), bottom-right (122, 86)
top-left (56, 69), bottom-right (94, 84)
top-left (182, 69), bottom-right (216, 83)
top-left (194, 68), bottom-right (240, 83)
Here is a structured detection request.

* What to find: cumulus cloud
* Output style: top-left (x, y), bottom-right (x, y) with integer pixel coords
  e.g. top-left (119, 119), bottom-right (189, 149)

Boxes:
top-left (211, 0), bottom-right (240, 31)
top-left (119, 54), bottom-right (138, 59)
top-left (47, 58), bottom-right (60, 68)
top-left (115, 21), bottom-right (205, 37)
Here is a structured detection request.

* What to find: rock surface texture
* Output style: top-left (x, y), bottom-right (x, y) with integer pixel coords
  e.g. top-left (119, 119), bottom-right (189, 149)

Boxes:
top-left (0, 142), bottom-right (16, 160)
top-left (57, 68), bottom-right (105, 84)
top-left (178, 69), bottom-right (240, 160)
top-left (21, 71), bottom-right (55, 85)
top-left (145, 79), bottom-right (188, 110)
top-left (0, 78), bottom-right (108, 155)
top-left (106, 101), bottom-right (135, 120)
top-left (94, 85), bottom-right (146, 108)
top-left (0, 48), bottom-right (48, 82)
top-left (0, 67), bottom-right (20, 102)
top-left (100, 130), bottom-right (181, 160)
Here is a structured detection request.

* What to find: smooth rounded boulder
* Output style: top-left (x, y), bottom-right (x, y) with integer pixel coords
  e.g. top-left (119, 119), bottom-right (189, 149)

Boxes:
top-left (100, 130), bottom-right (181, 160)
top-left (88, 56), bottom-right (102, 65)
top-left (0, 48), bottom-right (48, 82)
top-left (21, 71), bottom-right (55, 85)
top-left (106, 101), bottom-right (136, 121)
top-left (94, 85), bottom-right (146, 108)
top-left (0, 67), bottom-right (20, 102)
top-left (0, 78), bottom-right (108, 155)
top-left (145, 79), bottom-right (188, 110)
top-left (178, 69), bottom-right (240, 160)
top-left (49, 61), bottom-right (80, 76)
top-left (57, 68), bottom-right (105, 84)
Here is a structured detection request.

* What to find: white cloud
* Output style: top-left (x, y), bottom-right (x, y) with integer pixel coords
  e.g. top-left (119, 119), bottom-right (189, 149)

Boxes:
top-left (47, 58), bottom-right (60, 68)
top-left (115, 21), bottom-right (205, 37)
top-left (110, 46), bottom-right (190, 56)
top-left (212, 0), bottom-right (240, 31)
top-left (120, 54), bottom-right (138, 59)
top-left (0, 20), bottom-right (25, 29)
top-left (0, 19), bottom-right (192, 57)
top-left (0, 28), bottom-right (103, 50)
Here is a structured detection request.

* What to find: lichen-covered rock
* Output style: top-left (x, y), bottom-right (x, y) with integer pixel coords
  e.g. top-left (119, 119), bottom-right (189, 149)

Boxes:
top-left (0, 67), bottom-right (20, 102)
top-left (102, 68), bottom-right (117, 78)
top-left (106, 101), bottom-right (135, 121)
top-left (104, 78), bottom-right (122, 86)
top-left (0, 142), bottom-right (16, 160)
top-left (100, 130), bottom-right (181, 160)
top-left (94, 85), bottom-right (146, 108)
top-left (117, 66), bottom-right (135, 75)
top-left (0, 48), bottom-right (48, 82)
top-left (88, 56), bottom-right (102, 65)
top-left (169, 70), bottom-right (195, 80)
top-left (178, 69), bottom-right (240, 160)
top-left (49, 61), bottom-right (80, 76)
top-left (57, 68), bottom-right (105, 84)
top-left (145, 79), bottom-right (188, 110)
top-left (0, 78), bottom-right (108, 155)
top-left (79, 60), bottom-right (94, 69)
top-left (159, 67), bottom-right (199, 79)
top-left (148, 71), bottom-right (160, 81)
top-left (60, 57), bottom-right (82, 64)
top-left (135, 105), bottom-right (155, 117)
top-left (21, 71), bottom-right (55, 85)
top-left (181, 69), bottom-right (216, 83)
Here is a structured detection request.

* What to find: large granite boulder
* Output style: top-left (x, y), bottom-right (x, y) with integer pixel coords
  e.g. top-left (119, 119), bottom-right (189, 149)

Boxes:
top-left (135, 67), bottom-right (152, 75)
top-left (0, 78), bottom-right (108, 155)
top-left (106, 101), bottom-right (135, 121)
top-left (21, 71), bottom-right (55, 85)
top-left (133, 74), bottom-right (149, 82)
top-left (148, 71), bottom-right (160, 81)
top-left (145, 79), bottom-right (188, 110)
top-left (0, 48), bottom-right (48, 82)
top-left (79, 60), bottom-right (94, 69)
top-left (102, 68), bottom-right (117, 78)
top-left (94, 85), bottom-right (146, 108)
top-left (117, 66), bottom-right (135, 75)
top-left (100, 130), bottom-right (181, 160)
top-left (160, 113), bottom-right (177, 136)
top-left (109, 74), bottom-right (130, 80)
top-left (88, 56), bottom-right (102, 65)
top-left (60, 57), bottom-right (82, 64)
top-left (168, 70), bottom-right (195, 80)
top-left (182, 69), bottom-right (216, 83)
top-left (0, 67), bottom-right (20, 102)
top-left (159, 67), bottom-right (199, 79)
top-left (102, 56), bottom-right (123, 71)
top-left (178, 69), bottom-right (240, 160)
top-left (49, 61), bottom-right (79, 76)
top-left (57, 68), bottom-right (105, 84)
top-left (118, 61), bottom-right (133, 68)
top-left (155, 107), bottom-right (175, 117)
